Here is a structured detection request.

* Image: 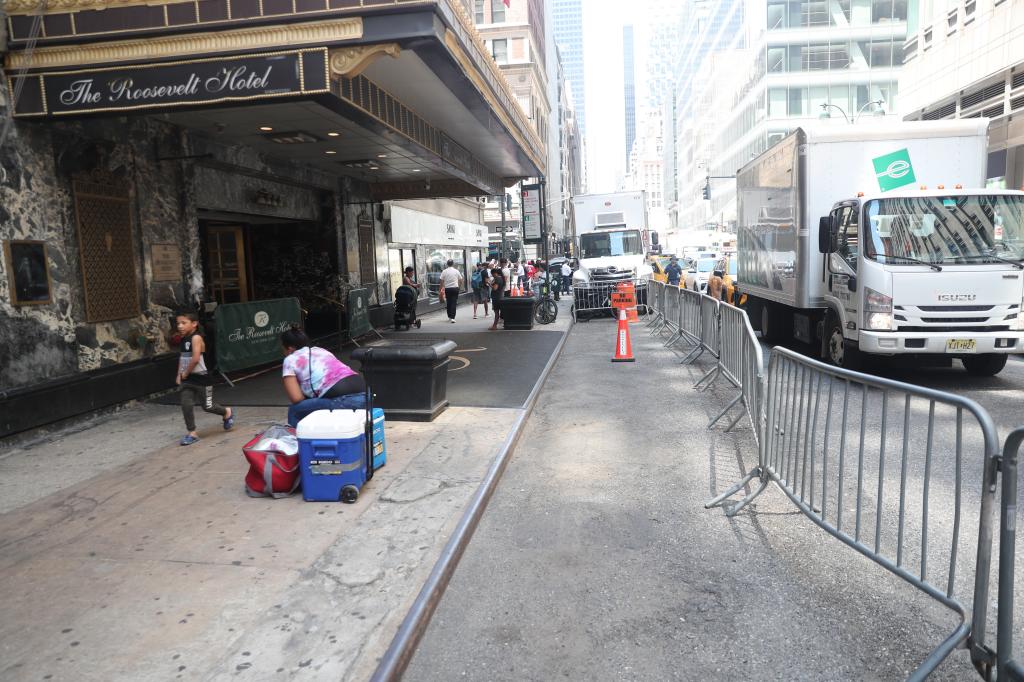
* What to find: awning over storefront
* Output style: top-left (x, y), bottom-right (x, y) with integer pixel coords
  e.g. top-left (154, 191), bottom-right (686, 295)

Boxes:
top-left (2, 0), bottom-right (544, 197)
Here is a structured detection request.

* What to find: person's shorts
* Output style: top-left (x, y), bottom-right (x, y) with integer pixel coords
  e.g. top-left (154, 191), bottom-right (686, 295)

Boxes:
top-left (473, 287), bottom-right (490, 303)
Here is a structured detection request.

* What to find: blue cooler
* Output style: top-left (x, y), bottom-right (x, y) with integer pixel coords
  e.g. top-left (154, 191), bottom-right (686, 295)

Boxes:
top-left (297, 410), bottom-right (368, 502)
top-left (371, 408), bottom-right (387, 471)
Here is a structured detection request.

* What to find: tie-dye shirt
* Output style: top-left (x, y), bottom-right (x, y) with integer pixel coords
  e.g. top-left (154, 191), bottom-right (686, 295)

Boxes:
top-left (282, 346), bottom-right (357, 398)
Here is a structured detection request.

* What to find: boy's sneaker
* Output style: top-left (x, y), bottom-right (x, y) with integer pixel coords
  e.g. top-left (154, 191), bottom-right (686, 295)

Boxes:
top-left (223, 411), bottom-right (235, 431)
top-left (180, 434), bottom-right (199, 446)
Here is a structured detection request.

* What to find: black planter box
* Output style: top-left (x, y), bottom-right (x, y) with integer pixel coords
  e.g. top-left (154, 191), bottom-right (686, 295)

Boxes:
top-left (501, 296), bottom-right (536, 330)
top-left (351, 339), bottom-right (458, 422)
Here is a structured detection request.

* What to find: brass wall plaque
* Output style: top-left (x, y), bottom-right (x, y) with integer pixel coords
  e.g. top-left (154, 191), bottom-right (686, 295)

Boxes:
top-left (151, 243), bottom-right (181, 282)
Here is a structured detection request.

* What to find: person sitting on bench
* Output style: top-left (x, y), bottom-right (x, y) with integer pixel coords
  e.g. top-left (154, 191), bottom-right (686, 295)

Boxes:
top-left (280, 326), bottom-right (366, 427)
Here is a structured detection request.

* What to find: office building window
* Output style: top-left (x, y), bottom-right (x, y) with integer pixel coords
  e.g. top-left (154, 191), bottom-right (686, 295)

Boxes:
top-left (492, 0), bottom-right (505, 22)
top-left (492, 38), bottom-right (508, 64)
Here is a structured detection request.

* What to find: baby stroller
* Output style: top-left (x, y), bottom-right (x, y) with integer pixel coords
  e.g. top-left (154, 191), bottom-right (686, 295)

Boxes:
top-left (393, 285), bottom-right (422, 330)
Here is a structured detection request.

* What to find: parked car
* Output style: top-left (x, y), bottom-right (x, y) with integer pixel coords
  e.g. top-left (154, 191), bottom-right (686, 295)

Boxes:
top-left (684, 257), bottom-right (718, 292)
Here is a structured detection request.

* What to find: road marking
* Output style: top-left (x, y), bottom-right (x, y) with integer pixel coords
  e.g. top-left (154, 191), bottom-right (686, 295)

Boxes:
top-left (449, 347), bottom-right (486, 372)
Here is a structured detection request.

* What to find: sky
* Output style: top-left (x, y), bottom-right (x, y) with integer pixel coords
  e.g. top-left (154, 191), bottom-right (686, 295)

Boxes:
top-left (581, 0), bottom-right (661, 194)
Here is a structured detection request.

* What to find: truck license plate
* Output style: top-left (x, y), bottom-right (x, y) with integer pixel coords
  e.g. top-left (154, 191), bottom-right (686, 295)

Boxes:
top-left (946, 339), bottom-right (977, 353)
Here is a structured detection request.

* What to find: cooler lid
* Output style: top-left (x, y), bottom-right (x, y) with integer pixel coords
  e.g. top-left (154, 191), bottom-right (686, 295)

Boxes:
top-left (296, 409), bottom-right (366, 439)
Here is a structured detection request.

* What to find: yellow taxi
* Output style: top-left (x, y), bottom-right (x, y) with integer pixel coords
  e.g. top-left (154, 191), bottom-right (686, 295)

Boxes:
top-left (708, 254), bottom-right (746, 305)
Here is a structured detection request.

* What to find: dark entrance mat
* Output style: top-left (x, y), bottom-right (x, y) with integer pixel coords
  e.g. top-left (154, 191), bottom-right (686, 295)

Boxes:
top-left (150, 330), bottom-right (564, 410)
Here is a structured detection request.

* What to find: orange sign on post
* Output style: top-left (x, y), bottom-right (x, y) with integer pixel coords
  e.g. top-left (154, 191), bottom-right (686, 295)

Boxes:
top-left (612, 282), bottom-right (639, 323)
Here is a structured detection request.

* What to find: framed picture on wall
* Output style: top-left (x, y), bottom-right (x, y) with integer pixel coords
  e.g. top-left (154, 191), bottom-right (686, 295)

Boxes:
top-left (4, 240), bottom-right (53, 306)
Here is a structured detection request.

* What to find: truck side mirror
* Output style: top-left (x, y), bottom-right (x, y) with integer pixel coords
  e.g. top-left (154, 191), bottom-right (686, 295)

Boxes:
top-left (818, 216), bottom-right (834, 254)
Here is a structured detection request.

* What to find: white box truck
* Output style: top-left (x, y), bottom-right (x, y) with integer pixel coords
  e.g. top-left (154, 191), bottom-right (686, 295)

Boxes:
top-left (738, 120), bottom-right (1024, 376)
top-left (571, 191), bottom-right (655, 283)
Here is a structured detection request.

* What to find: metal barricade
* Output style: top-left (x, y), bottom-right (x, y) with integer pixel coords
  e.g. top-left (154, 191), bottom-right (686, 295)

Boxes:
top-left (646, 281), bottom-right (666, 331)
top-left (706, 302), bottom-right (764, 441)
top-left (691, 295), bottom-right (721, 386)
top-left (707, 346), bottom-right (1000, 680)
top-left (660, 286), bottom-right (682, 344)
top-left (995, 428), bottom-right (1024, 681)
top-left (677, 288), bottom-right (704, 363)
top-left (571, 278), bottom-right (649, 321)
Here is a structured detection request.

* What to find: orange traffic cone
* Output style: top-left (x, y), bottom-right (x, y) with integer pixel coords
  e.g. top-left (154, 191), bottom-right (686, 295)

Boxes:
top-left (612, 308), bottom-right (635, 362)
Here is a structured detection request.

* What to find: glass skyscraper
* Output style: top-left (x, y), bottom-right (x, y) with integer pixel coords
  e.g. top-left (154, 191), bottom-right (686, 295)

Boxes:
top-left (624, 25), bottom-right (636, 172)
top-left (552, 0), bottom-right (585, 137)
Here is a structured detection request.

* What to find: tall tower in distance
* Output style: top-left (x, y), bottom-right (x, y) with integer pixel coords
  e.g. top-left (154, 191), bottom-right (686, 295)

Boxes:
top-left (623, 24), bottom-right (636, 173)
top-left (552, 0), bottom-right (585, 137)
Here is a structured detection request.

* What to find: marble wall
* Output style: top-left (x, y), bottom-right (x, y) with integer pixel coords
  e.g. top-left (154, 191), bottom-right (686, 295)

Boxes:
top-left (0, 78), bottom-right (353, 394)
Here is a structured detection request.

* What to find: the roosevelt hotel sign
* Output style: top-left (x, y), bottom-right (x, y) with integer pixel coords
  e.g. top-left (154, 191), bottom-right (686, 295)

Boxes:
top-left (10, 49), bottom-right (329, 117)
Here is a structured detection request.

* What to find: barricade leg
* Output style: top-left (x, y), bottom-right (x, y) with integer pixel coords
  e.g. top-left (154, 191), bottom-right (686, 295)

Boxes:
top-left (708, 393), bottom-right (744, 429)
top-left (704, 468), bottom-right (771, 517)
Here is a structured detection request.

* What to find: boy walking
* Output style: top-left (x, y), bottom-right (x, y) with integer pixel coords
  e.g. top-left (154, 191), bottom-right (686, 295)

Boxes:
top-left (175, 312), bottom-right (233, 445)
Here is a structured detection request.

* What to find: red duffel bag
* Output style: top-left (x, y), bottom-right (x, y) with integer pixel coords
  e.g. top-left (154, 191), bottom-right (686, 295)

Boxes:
top-left (242, 425), bottom-right (301, 498)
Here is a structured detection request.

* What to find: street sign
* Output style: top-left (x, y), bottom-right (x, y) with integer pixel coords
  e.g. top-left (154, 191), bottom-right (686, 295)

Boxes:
top-left (522, 184), bottom-right (542, 243)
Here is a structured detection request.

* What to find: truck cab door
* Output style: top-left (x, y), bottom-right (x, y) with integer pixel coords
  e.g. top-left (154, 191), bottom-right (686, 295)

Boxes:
top-left (825, 203), bottom-right (860, 338)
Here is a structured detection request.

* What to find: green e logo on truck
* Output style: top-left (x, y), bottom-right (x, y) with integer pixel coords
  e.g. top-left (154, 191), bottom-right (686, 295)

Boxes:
top-left (872, 148), bottom-right (917, 192)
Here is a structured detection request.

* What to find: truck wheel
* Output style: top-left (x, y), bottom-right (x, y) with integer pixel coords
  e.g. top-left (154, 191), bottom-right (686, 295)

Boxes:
top-left (962, 354), bottom-right (1007, 377)
top-left (826, 315), bottom-right (863, 371)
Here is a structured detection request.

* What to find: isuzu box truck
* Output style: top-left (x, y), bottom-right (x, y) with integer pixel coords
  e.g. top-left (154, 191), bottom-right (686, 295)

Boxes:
top-left (737, 120), bottom-right (1024, 376)
top-left (571, 191), bottom-right (655, 284)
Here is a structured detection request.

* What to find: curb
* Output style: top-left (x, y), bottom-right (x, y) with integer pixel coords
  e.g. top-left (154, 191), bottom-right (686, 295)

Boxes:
top-left (369, 318), bottom-right (574, 681)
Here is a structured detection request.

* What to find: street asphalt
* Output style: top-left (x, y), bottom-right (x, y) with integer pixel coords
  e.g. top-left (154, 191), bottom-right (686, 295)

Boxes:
top-left (405, 315), bottom-right (1013, 680)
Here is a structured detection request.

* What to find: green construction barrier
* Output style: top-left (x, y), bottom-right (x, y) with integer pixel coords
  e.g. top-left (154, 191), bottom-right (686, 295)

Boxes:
top-left (214, 297), bottom-right (301, 373)
top-left (347, 287), bottom-right (372, 340)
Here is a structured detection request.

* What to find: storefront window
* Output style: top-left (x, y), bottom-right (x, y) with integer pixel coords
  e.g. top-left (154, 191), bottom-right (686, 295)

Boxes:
top-left (426, 248), bottom-right (467, 302)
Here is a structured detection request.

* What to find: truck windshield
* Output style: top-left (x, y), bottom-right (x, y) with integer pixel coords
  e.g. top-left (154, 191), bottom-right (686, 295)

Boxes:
top-left (580, 230), bottom-right (643, 258)
top-left (864, 195), bottom-right (1024, 265)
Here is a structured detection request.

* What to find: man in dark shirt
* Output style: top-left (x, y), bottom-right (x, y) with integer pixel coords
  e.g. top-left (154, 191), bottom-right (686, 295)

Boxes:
top-left (664, 257), bottom-right (684, 286)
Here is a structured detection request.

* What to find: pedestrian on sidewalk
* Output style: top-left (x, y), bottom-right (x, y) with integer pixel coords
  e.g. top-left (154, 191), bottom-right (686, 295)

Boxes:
top-left (403, 266), bottom-right (422, 294)
top-left (280, 326), bottom-right (366, 427)
top-left (516, 260), bottom-right (526, 289)
top-left (561, 260), bottom-right (573, 293)
top-left (471, 262), bottom-right (490, 319)
top-left (488, 267), bottom-right (505, 331)
top-left (500, 258), bottom-right (512, 294)
top-left (175, 312), bottom-right (233, 446)
top-left (439, 259), bottom-right (463, 323)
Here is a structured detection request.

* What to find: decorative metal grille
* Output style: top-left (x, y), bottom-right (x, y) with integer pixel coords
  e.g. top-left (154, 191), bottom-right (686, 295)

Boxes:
top-left (73, 171), bottom-right (141, 323)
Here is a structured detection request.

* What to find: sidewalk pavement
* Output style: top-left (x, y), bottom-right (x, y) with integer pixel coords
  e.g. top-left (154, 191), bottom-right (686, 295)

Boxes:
top-left (406, 315), bottom-right (979, 681)
top-left (0, 299), bottom-right (571, 681)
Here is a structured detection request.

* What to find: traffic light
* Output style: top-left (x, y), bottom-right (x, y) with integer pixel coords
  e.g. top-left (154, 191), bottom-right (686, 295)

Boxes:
top-left (702, 177), bottom-right (711, 200)
top-left (505, 193), bottom-right (513, 212)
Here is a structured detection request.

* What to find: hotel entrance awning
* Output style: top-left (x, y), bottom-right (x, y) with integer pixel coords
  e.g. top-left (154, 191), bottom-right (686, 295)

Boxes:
top-left (3, 0), bottom-right (544, 197)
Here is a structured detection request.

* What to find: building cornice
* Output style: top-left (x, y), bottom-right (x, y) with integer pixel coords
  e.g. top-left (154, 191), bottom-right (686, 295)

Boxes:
top-left (3, 17), bottom-right (363, 70)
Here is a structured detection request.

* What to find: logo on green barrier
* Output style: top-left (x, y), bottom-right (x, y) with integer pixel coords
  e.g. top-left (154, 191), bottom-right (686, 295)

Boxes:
top-left (873, 148), bottom-right (916, 192)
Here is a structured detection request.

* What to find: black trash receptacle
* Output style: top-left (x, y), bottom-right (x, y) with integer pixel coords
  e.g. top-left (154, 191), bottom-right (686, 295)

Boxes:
top-left (351, 339), bottom-right (458, 422)
top-left (500, 296), bottom-right (536, 330)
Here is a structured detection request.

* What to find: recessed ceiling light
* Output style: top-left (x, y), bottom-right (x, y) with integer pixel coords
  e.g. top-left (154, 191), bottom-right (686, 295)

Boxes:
top-left (328, 132), bottom-right (340, 137)
top-left (259, 126), bottom-right (273, 131)
top-left (412, 169), bottom-right (421, 172)
top-left (377, 154), bottom-right (387, 158)
top-left (370, 166), bottom-right (379, 171)
top-left (325, 150), bottom-right (337, 155)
